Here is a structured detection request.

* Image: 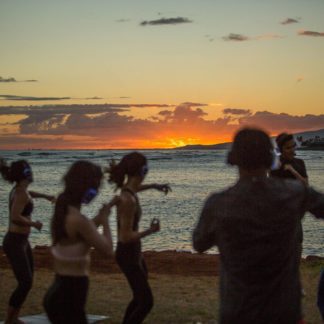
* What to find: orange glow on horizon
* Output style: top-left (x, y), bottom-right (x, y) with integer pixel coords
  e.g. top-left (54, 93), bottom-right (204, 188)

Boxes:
top-left (0, 134), bottom-right (232, 150)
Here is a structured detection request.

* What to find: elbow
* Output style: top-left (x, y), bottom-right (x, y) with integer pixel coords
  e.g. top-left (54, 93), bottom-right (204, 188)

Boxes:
top-left (193, 240), bottom-right (206, 254)
top-left (193, 231), bottom-right (214, 253)
top-left (192, 235), bottom-right (207, 254)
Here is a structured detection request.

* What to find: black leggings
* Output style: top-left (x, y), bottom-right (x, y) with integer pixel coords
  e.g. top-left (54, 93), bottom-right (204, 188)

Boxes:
top-left (43, 274), bottom-right (89, 324)
top-left (116, 241), bottom-right (153, 324)
top-left (2, 232), bottom-right (34, 308)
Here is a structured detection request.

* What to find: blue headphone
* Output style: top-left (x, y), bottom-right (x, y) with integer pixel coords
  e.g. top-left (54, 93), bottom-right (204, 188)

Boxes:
top-left (270, 148), bottom-right (281, 171)
top-left (23, 165), bottom-right (33, 181)
top-left (141, 164), bottom-right (149, 177)
top-left (82, 187), bottom-right (98, 204)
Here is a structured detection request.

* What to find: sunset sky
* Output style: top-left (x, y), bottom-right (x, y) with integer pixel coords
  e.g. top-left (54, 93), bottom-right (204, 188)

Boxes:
top-left (1, 0), bottom-right (324, 149)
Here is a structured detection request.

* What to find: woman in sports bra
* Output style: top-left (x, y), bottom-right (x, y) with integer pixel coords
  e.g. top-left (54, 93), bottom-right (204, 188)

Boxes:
top-left (0, 159), bottom-right (55, 324)
top-left (107, 152), bottom-right (170, 324)
top-left (43, 160), bottom-right (115, 324)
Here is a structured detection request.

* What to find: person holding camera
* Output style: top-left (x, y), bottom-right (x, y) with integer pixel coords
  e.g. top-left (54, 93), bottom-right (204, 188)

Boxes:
top-left (271, 132), bottom-right (308, 185)
top-left (107, 152), bottom-right (170, 324)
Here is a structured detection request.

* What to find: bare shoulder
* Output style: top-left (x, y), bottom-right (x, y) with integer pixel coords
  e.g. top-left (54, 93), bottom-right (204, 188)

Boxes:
top-left (12, 187), bottom-right (29, 203)
top-left (65, 206), bottom-right (91, 233)
top-left (119, 191), bottom-right (136, 207)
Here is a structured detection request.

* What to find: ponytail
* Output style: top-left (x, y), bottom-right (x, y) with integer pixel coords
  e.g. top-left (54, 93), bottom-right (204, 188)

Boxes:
top-left (0, 159), bottom-right (32, 183)
top-left (0, 159), bottom-right (13, 183)
top-left (107, 159), bottom-right (126, 190)
top-left (107, 152), bottom-right (147, 190)
top-left (51, 192), bottom-right (69, 244)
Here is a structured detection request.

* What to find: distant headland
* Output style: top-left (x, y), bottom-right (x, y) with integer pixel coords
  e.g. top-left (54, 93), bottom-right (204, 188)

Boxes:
top-left (175, 128), bottom-right (324, 150)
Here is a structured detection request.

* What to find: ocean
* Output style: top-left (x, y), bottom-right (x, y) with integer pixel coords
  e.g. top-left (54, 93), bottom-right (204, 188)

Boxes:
top-left (0, 149), bottom-right (323, 256)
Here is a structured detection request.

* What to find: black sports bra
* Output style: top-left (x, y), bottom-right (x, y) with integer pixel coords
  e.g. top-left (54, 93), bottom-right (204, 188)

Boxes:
top-left (9, 188), bottom-right (34, 218)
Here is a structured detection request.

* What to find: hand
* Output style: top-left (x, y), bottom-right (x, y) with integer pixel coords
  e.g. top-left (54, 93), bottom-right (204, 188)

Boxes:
top-left (150, 218), bottom-right (160, 233)
top-left (47, 195), bottom-right (56, 203)
top-left (33, 220), bottom-right (43, 231)
top-left (107, 195), bottom-right (120, 207)
top-left (284, 164), bottom-right (295, 173)
top-left (98, 203), bottom-right (111, 221)
top-left (156, 184), bottom-right (171, 195)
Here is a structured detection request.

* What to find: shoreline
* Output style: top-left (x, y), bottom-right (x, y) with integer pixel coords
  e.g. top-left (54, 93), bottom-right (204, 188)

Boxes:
top-left (1, 245), bottom-right (323, 276)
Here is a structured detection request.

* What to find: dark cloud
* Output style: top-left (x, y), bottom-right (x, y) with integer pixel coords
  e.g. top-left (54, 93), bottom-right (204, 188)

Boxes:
top-left (2, 102), bottom-right (324, 149)
top-left (239, 111), bottom-right (324, 133)
top-left (281, 18), bottom-right (300, 25)
top-left (181, 102), bottom-right (206, 107)
top-left (0, 95), bottom-right (70, 101)
top-left (157, 103), bottom-right (208, 123)
top-left (0, 103), bottom-right (171, 117)
top-left (298, 30), bottom-right (324, 37)
top-left (223, 108), bottom-right (252, 116)
top-left (222, 33), bottom-right (250, 41)
top-left (0, 77), bottom-right (17, 83)
top-left (140, 17), bottom-right (193, 26)
top-left (158, 110), bottom-right (173, 117)
top-left (0, 77), bottom-right (38, 83)
top-left (222, 33), bottom-right (282, 42)
top-left (84, 96), bottom-right (103, 100)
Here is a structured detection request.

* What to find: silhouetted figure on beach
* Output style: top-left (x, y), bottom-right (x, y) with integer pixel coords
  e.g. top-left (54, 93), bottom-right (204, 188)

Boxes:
top-left (271, 132), bottom-right (309, 297)
top-left (0, 159), bottom-right (55, 324)
top-left (193, 128), bottom-right (324, 324)
top-left (271, 132), bottom-right (308, 185)
top-left (107, 152), bottom-right (170, 324)
top-left (43, 160), bottom-right (114, 324)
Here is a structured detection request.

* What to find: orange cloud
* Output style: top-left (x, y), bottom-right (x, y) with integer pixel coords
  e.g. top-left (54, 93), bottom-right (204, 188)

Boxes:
top-left (1, 103), bottom-right (324, 149)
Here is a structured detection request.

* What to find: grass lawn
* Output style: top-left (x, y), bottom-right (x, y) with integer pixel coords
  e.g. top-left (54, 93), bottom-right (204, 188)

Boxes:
top-left (0, 260), bottom-right (323, 323)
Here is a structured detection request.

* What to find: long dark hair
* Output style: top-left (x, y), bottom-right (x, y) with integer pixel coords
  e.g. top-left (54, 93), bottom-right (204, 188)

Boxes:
top-left (227, 128), bottom-right (273, 170)
top-left (107, 152), bottom-right (147, 190)
top-left (0, 159), bottom-right (32, 183)
top-left (51, 160), bottom-right (103, 244)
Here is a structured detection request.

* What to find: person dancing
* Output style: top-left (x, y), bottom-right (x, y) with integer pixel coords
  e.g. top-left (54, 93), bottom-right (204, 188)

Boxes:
top-left (0, 159), bottom-right (55, 324)
top-left (107, 152), bottom-right (170, 324)
top-left (43, 160), bottom-right (114, 324)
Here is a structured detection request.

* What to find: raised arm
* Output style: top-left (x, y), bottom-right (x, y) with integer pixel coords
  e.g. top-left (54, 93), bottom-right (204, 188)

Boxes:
top-left (138, 183), bottom-right (171, 195)
top-left (92, 195), bottom-right (120, 228)
top-left (76, 213), bottom-right (113, 257)
top-left (193, 194), bottom-right (219, 253)
top-left (29, 191), bottom-right (56, 202)
top-left (284, 164), bottom-right (308, 185)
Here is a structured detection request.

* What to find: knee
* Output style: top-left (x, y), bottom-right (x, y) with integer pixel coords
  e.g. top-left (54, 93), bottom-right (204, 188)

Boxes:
top-left (19, 278), bottom-right (33, 294)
